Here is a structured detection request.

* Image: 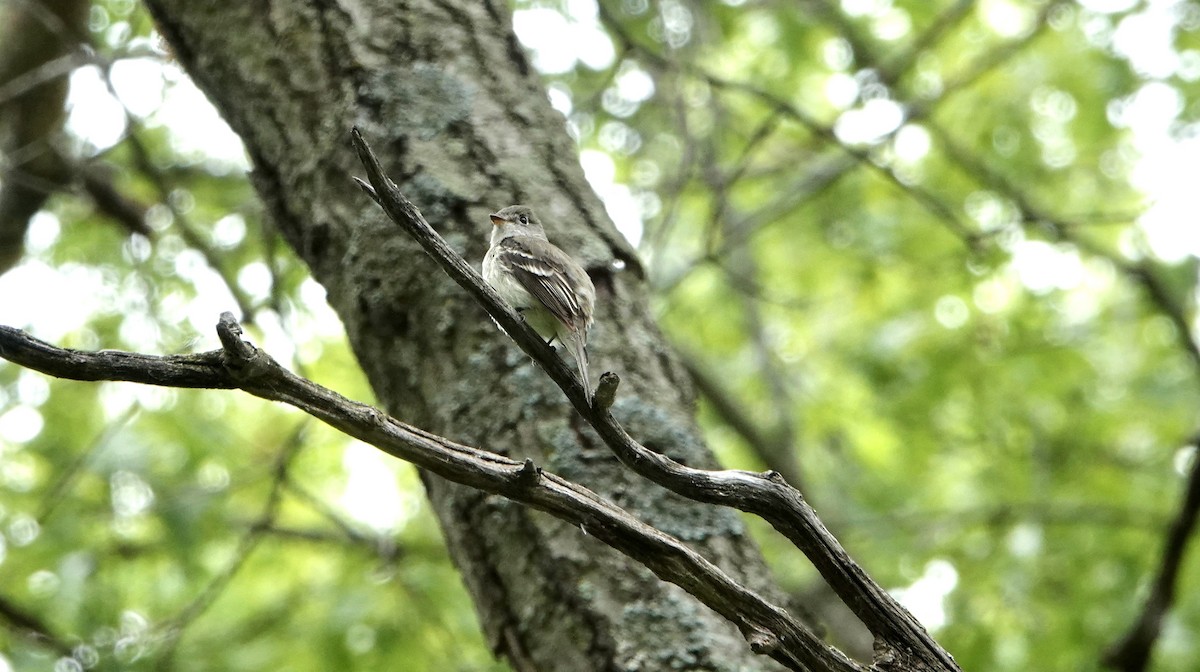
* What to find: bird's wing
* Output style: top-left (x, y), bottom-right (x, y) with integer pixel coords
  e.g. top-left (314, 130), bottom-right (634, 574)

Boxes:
top-left (496, 237), bottom-right (589, 335)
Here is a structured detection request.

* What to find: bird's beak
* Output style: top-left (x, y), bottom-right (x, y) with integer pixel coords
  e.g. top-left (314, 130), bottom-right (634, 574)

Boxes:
top-left (489, 214), bottom-right (505, 227)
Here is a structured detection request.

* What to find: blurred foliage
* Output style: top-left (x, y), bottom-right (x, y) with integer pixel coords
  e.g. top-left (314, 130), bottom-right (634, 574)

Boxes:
top-left (529, 0), bottom-right (1200, 669)
top-left (1, 0), bottom-right (1199, 671)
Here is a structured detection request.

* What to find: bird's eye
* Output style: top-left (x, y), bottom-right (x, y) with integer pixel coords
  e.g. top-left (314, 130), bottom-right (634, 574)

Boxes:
top-left (518, 214), bottom-right (529, 225)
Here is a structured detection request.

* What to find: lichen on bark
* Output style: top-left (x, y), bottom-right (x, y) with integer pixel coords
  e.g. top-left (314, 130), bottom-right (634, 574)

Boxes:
top-left (142, 0), bottom-right (792, 668)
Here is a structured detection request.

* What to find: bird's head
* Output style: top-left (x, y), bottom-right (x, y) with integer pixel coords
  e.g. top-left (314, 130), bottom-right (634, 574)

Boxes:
top-left (489, 205), bottom-right (547, 242)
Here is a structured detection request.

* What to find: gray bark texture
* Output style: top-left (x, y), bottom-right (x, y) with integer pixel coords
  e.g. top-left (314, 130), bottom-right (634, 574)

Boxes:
top-left (141, 1), bottom-right (791, 669)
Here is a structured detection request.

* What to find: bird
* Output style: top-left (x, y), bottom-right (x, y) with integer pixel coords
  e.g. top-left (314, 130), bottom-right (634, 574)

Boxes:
top-left (482, 205), bottom-right (596, 402)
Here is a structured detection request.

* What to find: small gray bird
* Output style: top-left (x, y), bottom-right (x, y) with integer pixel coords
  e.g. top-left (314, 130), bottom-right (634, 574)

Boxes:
top-left (483, 205), bottom-right (596, 401)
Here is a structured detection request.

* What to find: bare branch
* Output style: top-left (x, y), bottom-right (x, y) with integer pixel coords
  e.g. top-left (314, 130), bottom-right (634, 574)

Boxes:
top-left (0, 51), bottom-right (88, 106)
top-left (153, 421), bottom-right (308, 670)
top-left (610, 2), bottom-right (1063, 294)
top-left (37, 405), bottom-right (140, 524)
top-left (122, 128), bottom-right (257, 323)
top-left (679, 349), bottom-right (804, 490)
top-left (79, 165), bottom-right (153, 237)
top-left (1103, 440), bottom-right (1200, 672)
top-left (878, 0), bottom-right (975, 86)
top-left (926, 124), bottom-right (1200, 375)
top-left (350, 129), bottom-right (959, 671)
top-left (0, 316), bottom-right (857, 672)
top-left (0, 592), bottom-right (72, 656)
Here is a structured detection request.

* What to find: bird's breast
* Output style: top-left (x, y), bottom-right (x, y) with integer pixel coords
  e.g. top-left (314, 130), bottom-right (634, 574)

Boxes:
top-left (483, 249), bottom-right (534, 309)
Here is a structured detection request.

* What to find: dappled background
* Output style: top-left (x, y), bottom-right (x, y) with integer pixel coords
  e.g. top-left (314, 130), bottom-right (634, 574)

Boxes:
top-left (1, 0), bottom-right (1199, 670)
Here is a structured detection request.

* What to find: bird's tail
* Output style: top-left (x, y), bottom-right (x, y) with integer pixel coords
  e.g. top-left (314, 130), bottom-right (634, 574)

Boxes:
top-left (565, 330), bottom-right (591, 403)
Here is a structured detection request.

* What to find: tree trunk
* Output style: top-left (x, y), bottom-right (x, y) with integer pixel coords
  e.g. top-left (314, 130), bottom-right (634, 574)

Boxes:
top-left (142, 1), bottom-right (791, 668)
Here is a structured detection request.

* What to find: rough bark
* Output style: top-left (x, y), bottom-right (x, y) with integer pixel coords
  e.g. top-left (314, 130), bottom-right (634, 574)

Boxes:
top-left (140, 0), bottom-right (792, 669)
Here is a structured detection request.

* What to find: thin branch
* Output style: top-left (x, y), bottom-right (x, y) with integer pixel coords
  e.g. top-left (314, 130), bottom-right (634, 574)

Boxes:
top-left (0, 51), bottom-right (89, 106)
top-left (878, 0), bottom-right (975, 87)
top-left (350, 128), bottom-right (959, 671)
top-left (79, 165), bottom-right (153, 237)
top-left (722, 197), bottom-right (802, 488)
top-left (641, 67), bottom-right (702, 261)
top-left (0, 593), bottom-right (73, 656)
top-left (709, 257), bottom-right (815, 310)
top-left (284, 480), bottom-right (394, 554)
top-left (122, 128), bottom-right (257, 323)
top-left (37, 404), bottom-right (141, 524)
top-left (152, 421), bottom-right (308, 671)
top-left (251, 521), bottom-right (400, 557)
top-left (82, 52), bottom-right (257, 321)
top-left (926, 123), bottom-right (1200, 374)
top-left (1103, 440), bottom-right (1200, 672)
top-left (799, 0), bottom-right (884, 77)
top-left (680, 350), bottom-right (803, 489)
top-left (0, 316), bottom-right (858, 672)
top-left (614, 2), bottom-right (1062, 293)
top-left (850, 501), bottom-right (1168, 534)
